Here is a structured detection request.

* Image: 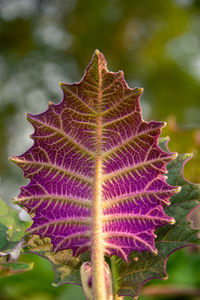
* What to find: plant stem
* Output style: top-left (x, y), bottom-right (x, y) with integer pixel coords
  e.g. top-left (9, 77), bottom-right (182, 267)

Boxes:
top-left (92, 156), bottom-right (106, 299)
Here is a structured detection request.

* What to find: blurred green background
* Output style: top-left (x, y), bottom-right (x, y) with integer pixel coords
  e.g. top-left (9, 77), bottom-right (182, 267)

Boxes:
top-left (0, 0), bottom-right (199, 299)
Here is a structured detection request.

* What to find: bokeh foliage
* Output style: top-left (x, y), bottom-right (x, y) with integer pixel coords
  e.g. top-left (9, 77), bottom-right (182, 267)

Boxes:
top-left (0, 0), bottom-right (199, 299)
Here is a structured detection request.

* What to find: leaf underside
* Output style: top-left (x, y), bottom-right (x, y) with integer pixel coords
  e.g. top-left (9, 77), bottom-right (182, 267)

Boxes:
top-left (111, 138), bottom-right (200, 298)
top-left (11, 50), bottom-right (179, 262)
top-left (24, 141), bottom-right (199, 296)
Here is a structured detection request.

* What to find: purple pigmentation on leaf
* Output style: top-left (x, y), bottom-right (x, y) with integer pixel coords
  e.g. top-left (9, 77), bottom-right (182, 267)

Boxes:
top-left (10, 50), bottom-right (179, 261)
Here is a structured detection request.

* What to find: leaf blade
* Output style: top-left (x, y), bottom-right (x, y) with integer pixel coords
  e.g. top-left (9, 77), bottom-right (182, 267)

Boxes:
top-left (111, 138), bottom-right (200, 298)
top-left (11, 50), bottom-right (178, 262)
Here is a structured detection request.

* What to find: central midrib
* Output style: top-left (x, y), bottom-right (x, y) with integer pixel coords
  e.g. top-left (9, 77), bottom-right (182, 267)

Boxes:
top-left (91, 56), bottom-right (106, 299)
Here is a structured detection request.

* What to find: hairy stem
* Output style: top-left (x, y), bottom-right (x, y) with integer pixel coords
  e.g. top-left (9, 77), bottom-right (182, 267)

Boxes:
top-left (91, 51), bottom-right (106, 300)
top-left (91, 156), bottom-right (105, 299)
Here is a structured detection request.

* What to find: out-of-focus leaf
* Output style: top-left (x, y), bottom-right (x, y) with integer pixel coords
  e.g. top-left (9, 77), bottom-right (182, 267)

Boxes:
top-left (111, 137), bottom-right (200, 298)
top-left (0, 261), bottom-right (33, 277)
top-left (0, 238), bottom-right (26, 261)
top-left (0, 223), bottom-right (8, 250)
top-left (0, 197), bottom-right (30, 242)
top-left (0, 198), bottom-right (33, 276)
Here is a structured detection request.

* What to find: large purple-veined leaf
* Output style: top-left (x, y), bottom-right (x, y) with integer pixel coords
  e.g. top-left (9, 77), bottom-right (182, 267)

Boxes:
top-left (10, 50), bottom-right (179, 262)
top-left (22, 140), bottom-right (199, 295)
top-left (111, 137), bottom-right (200, 298)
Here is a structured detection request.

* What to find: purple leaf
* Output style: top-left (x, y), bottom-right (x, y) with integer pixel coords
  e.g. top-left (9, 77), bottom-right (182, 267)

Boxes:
top-left (10, 50), bottom-right (179, 261)
top-left (112, 138), bottom-right (200, 298)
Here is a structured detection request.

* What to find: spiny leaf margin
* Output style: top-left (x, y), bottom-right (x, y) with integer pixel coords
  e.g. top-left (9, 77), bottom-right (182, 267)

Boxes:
top-left (111, 137), bottom-right (200, 298)
top-left (24, 139), bottom-right (199, 293)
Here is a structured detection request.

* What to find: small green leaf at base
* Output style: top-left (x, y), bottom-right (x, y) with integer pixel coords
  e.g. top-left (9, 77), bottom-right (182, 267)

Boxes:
top-left (27, 235), bottom-right (90, 286)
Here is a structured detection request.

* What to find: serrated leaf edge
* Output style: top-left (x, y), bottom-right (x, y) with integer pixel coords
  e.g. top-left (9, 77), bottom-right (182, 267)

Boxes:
top-left (117, 138), bottom-right (200, 298)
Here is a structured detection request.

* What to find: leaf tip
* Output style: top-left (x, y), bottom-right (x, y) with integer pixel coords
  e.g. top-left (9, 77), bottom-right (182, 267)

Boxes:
top-left (95, 49), bottom-right (101, 56)
top-left (153, 249), bottom-right (158, 255)
top-left (52, 282), bottom-right (58, 287)
top-left (163, 121), bottom-right (167, 128)
top-left (134, 87), bottom-right (144, 96)
top-left (12, 197), bottom-right (18, 204)
top-left (91, 49), bottom-right (107, 70)
top-left (171, 152), bottom-right (178, 159)
top-left (9, 156), bottom-right (17, 163)
top-left (175, 186), bottom-right (181, 194)
top-left (169, 218), bottom-right (176, 225)
top-left (26, 113), bottom-right (33, 122)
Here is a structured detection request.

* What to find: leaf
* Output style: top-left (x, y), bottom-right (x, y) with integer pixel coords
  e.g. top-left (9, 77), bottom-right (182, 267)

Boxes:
top-left (10, 50), bottom-right (179, 262)
top-left (0, 197), bottom-right (29, 257)
top-left (111, 137), bottom-right (200, 298)
top-left (23, 139), bottom-right (199, 290)
top-left (0, 198), bottom-right (33, 276)
top-left (0, 239), bottom-right (26, 261)
top-left (0, 223), bottom-right (8, 251)
top-left (0, 261), bottom-right (33, 277)
top-left (0, 198), bottom-right (29, 243)
top-left (27, 235), bottom-right (90, 286)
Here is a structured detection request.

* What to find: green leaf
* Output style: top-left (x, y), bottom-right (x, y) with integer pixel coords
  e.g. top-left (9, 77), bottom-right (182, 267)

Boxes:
top-left (110, 137), bottom-right (200, 298)
top-left (0, 198), bottom-right (33, 276)
top-left (0, 261), bottom-right (33, 277)
top-left (0, 222), bottom-right (8, 250)
top-left (27, 235), bottom-right (90, 286)
top-left (0, 198), bottom-right (29, 242)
